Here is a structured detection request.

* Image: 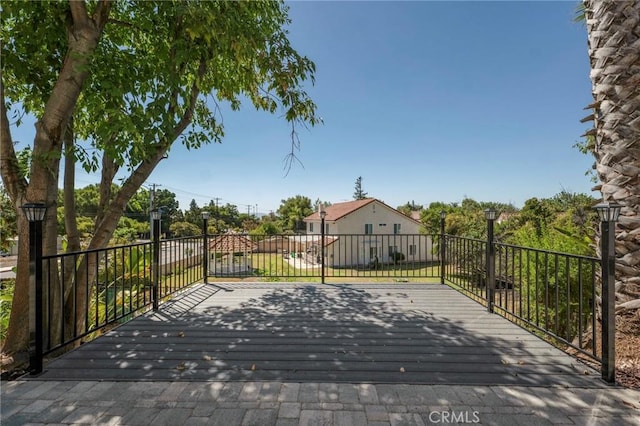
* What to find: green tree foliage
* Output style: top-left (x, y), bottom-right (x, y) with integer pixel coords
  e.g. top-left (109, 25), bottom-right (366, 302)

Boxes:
top-left (1, 0), bottom-right (320, 356)
top-left (0, 185), bottom-right (16, 251)
top-left (420, 198), bottom-right (516, 239)
top-left (170, 221), bottom-right (201, 237)
top-left (250, 221), bottom-right (282, 237)
top-left (510, 191), bottom-right (597, 254)
top-left (277, 195), bottom-right (313, 232)
top-left (397, 201), bottom-right (422, 218)
top-left (153, 190), bottom-right (180, 222)
top-left (353, 176), bottom-right (368, 200)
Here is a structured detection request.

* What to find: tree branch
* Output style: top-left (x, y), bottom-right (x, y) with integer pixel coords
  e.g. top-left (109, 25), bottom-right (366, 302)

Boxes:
top-left (68, 1), bottom-right (91, 30)
top-left (0, 78), bottom-right (27, 205)
top-left (169, 59), bottom-right (207, 142)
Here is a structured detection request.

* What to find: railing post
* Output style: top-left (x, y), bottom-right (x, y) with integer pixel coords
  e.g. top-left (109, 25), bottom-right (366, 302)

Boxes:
top-left (202, 212), bottom-right (209, 284)
top-left (595, 202), bottom-right (621, 384)
top-left (151, 210), bottom-right (161, 311)
top-left (484, 209), bottom-right (497, 313)
top-left (440, 211), bottom-right (446, 284)
top-left (21, 202), bottom-right (47, 375)
top-left (320, 206), bottom-right (326, 284)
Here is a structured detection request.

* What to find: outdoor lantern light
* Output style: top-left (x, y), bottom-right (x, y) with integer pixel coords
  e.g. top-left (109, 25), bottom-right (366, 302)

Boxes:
top-left (484, 209), bottom-right (497, 221)
top-left (202, 211), bottom-right (210, 220)
top-left (21, 203), bottom-right (47, 222)
top-left (595, 200), bottom-right (622, 383)
top-left (440, 211), bottom-right (446, 220)
top-left (594, 202), bottom-right (622, 222)
top-left (150, 210), bottom-right (161, 221)
top-left (22, 201), bottom-right (47, 374)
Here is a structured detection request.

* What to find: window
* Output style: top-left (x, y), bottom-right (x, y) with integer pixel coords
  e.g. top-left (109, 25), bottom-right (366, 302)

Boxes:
top-left (393, 223), bottom-right (401, 234)
top-left (388, 245), bottom-right (397, 255)
top-left (309, 222), bottom-right (314, 233)
top-left (365, 224), bottom-right (373, 234)
top-left (369, 247), bottom-right (378, 258)
top-left (409, 245), bottom-right (416, 255)
top-left (325, 224), bottom-right (329, 234)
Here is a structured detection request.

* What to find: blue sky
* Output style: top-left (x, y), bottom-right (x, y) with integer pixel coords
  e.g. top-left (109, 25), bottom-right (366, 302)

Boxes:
top-left (12, 1), bottom-right (596, 214)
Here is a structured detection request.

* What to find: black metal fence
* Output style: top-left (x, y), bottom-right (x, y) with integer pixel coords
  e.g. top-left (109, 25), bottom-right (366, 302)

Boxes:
top-left (28, 225), bottom-right (614, 382)
top-left (443, 235), bottom-right (601, 363)
top-left (207, 233), bottom-right (440, 281)
top-left (40, 236), bottom-right (203, 357)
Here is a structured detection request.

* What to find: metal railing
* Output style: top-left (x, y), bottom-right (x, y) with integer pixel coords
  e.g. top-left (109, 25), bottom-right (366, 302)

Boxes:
top-left (443, 235), bottom-right (600, 362)
top-left (207, 233), bottom-right (441, 281)
top-left (26, 222), bottom-right (616, 383)
top-left (40, 236), bottom-right (203, 357)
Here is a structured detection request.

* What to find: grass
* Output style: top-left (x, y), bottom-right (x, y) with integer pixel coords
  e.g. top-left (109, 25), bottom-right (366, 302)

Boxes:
top-left (207, 253), bottom-right (441, 283)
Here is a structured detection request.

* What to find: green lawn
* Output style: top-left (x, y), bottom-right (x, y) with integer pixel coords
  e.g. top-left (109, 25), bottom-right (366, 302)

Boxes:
top-left (207, 253), bottom-right (441, 283)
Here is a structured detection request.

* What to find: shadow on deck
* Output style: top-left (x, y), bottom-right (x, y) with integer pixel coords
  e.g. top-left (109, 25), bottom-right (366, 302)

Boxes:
top-left (35, 283), bottom-right (606, 387)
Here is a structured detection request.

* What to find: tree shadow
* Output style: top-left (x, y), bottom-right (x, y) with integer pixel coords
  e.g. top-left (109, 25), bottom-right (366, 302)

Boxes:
top-left (39, 283), bottom-right (605, 387)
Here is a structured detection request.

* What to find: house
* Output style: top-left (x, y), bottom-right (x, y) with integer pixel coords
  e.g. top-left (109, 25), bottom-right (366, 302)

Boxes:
top-left (303, 198), bottom-right (436, 268)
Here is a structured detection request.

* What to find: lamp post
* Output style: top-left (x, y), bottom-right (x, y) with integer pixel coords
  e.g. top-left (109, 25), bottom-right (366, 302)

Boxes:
top-left (150, 210), bottom-right (161, 311)
top-left (320, 206), bottom-right (326, 284)
top-left (484, 209), bottom-right (497, 313)
top-left (594, 201), bottom-right (621, 383)
top-left (22, 202), bottom-right (47, 375)
top-left (440, 211), bottom-right (446, 284)
top-left (202, 211), bottom-right (209, 284)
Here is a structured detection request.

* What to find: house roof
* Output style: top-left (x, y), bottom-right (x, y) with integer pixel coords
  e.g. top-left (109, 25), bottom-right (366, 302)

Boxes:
top-left (304, 198), bottom-right (421, 225)
top-left (305, 198), bottom-right (376, 222)
top-left (209, 234), bottom-right (257, 253)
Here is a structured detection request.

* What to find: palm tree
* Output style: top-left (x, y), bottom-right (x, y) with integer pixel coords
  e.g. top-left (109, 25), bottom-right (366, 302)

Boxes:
top-left (583, 0), bottom-right (640, 314)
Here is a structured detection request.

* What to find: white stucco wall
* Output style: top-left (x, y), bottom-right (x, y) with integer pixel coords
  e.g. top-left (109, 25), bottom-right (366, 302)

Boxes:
top-left (306, 200), bottom-right (436, 267)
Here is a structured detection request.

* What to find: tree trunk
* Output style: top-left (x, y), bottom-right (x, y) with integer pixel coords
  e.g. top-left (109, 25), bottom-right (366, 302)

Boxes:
top-left (0, 1), bottom-right (111, 360)
top-left (584, 0), bottom-right (640, 314)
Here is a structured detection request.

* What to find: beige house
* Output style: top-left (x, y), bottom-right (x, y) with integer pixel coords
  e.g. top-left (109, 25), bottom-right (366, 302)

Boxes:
top-left (303, 198), bottom-right (435, 268)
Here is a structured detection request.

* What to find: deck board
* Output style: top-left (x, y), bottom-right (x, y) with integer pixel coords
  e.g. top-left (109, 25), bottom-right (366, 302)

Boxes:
top-left (37, 283), bottom-right (605, 387)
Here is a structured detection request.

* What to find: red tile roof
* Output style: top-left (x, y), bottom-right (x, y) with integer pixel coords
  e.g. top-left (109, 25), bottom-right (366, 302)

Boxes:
top-left (305, 198), bottom-right (379, 222)
top-left (304, 198), bottom-right (423, 226)
top-left (209, 234), bottom-right (257, 253)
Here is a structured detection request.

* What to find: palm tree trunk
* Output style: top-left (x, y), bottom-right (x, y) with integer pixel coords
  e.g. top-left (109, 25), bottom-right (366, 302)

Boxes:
top-left (584, 0), bottom-right (640, 314)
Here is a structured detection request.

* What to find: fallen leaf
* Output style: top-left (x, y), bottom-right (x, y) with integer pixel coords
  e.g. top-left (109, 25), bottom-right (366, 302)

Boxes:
top-left (203, 355), bottom-right (212, 361)
top-left (622, 400), bottom-right (639, 409)
top-left (177, 331), bottom-right (185, 337)
top-left (517, 361), bottom-right (526, 365)
top-left (251, 364), bottom-right (257, 371)
top-left (501, 359), bottom-right (509, 365)
top-left (176, 362), bottom-right (186, 371)
top-left (583, 370), bottom-right (590, 375)
top-left (400, 367), bottom-right (405, 373)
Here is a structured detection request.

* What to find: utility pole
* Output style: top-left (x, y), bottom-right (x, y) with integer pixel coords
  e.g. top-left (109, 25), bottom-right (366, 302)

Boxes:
top-left (212, 197), bottom-right (220, 219)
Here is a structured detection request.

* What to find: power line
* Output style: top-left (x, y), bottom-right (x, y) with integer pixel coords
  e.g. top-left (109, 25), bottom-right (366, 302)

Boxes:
top-left (69, 173), bottom-right (263, 214)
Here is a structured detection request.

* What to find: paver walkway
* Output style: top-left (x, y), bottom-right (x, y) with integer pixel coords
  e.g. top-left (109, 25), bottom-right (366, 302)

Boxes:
top-left (1, 283), bottom-right (639, 424)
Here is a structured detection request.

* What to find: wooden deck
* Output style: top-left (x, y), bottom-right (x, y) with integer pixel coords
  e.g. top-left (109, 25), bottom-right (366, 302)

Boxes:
top-left (37, 283), bottom-right (606, 387)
